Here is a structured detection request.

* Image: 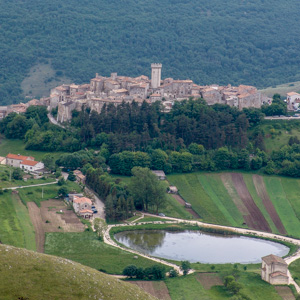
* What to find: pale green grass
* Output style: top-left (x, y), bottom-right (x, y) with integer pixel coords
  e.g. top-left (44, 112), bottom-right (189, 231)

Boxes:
top-left (260, 80), bottom-right (300, 97)
top-left (11, 193), bottom-right (36, 251)
top-left (168, 173), bottom-right (231, 225)
top-left (289, 259), bottom-right (300, 286)
top-left (160, 194), bottom-right (193, 219)
top-left (198, 174), bottom-right (244, 226)
top-left (264, 177), bottom-right (300, 238)
top-left (0, 244), bottom-right (155, 300)
top-left (0, 191), bottom-right (35, 249)
top-left (45, 232), bottom-right (166, 275)
top-left (243, 174), bottom-right (278, 234)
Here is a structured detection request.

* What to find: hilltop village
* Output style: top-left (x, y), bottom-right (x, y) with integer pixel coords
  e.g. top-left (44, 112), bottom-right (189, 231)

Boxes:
top-left (0, 64), bottom-right (271, 122)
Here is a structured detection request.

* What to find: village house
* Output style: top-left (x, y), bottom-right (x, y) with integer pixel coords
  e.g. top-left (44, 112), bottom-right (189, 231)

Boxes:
top-left (72, 196), bottom-right (93, 219)
top-left (6, 154), bottom-right (44, 173)
top-left (73, 170), bottom-right (86, 184)
top-left (261, 254), bottom-right (289, 285)
top-left (287, 92), bottom-right (300, 110)
top-left (152, 170), bottom-right (166, 180)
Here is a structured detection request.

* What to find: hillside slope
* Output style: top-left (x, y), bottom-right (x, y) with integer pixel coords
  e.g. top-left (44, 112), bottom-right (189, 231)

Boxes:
top-left (0, 244), bottom-right (156, 300)
top-left (2, 0), bottom-right (300, 104)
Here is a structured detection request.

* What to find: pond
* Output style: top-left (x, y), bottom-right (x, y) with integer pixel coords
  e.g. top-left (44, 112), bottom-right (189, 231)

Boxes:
top-left (114, 230), bottom-right (289, 264)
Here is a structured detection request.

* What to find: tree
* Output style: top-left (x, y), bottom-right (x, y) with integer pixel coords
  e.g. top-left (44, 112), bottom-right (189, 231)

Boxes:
top-left (42, 154), bottom-right (56, 172)
top-left (67, 171), bottom-right (76, 181)
top-left (181, 261), bottom-right (191, 275)
top-left (151, 265), bottom-right (166, 280)
top-left (224, 275), bottom-right (235, 287)
top-left (57, 177), bottom-right (65, 186)
top-left (122, 265), bottom-right (138, 278)
top-left (169, 268), bottom-right (179, 278)
top-left (58, 187), bottom-right (68, 197)
top-left (12, 168), bottom-right (22, 180)
top-left (93, 218), bottom-right (107, 241)
top-left (227, 281), bottom-right (243, 295)
top-left (128, 167), bottom-right (167, 212)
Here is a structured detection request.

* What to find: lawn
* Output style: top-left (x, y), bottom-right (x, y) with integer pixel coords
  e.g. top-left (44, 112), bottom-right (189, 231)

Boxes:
top-left (167, 173), bottom-right (233, 225)
top-left (264, 177), bottom-right (300, 238)
top-left (289, 259), bottom-right (300, 286)
top-left (45, 231), bottom-right (167, 274)
top-left (0, 191), bottom-right (35, 250)
top-left (0, 138), bottom-right (65, 161)
top-left (18, 181), bottom-right (81, 207)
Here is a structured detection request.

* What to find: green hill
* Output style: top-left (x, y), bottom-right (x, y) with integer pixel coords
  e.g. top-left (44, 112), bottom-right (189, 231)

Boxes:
top-left (0, 243), bottom-right (156, 300)
top-left (2, 0), bottom-right (300, 104)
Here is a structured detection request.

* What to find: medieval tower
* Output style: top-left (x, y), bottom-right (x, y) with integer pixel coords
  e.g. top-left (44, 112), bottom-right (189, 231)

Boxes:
top-left (151, 63), bottom-right (162, 88)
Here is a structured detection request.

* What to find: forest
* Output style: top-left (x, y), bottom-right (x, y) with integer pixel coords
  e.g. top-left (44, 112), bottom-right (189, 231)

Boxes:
top-left (1, 0), bottom-right (300, 105)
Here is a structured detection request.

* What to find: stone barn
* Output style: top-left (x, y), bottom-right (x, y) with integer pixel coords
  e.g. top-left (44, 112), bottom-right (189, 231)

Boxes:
top-left (261, 254), bottom-right (289, 285)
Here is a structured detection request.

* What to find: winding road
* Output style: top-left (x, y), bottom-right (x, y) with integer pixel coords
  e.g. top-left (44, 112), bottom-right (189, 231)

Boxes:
top-left (103, 213), bottom-right (300, 292)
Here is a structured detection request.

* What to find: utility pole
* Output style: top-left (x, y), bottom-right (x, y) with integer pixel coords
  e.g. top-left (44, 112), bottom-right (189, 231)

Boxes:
top-left (42, 187), bottom-right (44, 199)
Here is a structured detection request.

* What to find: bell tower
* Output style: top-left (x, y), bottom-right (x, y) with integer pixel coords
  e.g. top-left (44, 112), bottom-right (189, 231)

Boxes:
top-left (151, 63), bottom-right (162, 89)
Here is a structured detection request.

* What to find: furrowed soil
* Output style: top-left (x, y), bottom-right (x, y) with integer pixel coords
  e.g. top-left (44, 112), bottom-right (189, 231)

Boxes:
top-left (195, 273), bottom-right (223, 290)
top-left (253, 175), bottom-right (287, 235)
top-left (129, 281), bottom-right (171, 300)
top-left (28, 200), bottom-right (85, 252)
top-left (231, 173), bottom-right (271, 232)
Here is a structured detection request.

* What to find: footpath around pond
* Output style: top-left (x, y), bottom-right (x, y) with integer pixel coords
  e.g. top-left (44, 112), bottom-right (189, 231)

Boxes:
top-left (102, 213), bottom-right (300, 293)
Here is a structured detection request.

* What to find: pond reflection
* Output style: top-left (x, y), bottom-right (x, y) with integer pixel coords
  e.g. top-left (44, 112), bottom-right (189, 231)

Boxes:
top-left (114, 230), bottom-right (289, 264)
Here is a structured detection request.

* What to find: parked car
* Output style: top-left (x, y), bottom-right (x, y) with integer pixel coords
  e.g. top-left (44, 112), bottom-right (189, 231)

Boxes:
top-left (92, 209), bottom-right (98, 214)
top-left (91, 205), bottom-right (96, 209)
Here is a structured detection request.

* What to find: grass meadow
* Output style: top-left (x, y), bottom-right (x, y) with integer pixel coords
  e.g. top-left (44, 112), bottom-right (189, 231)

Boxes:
top-left (45, 232), bottom-right (166, 274)
top-left (0, 191), bottom-right (36, 250)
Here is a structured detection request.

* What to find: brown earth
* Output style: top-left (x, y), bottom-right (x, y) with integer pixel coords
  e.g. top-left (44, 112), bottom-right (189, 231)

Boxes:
top-left (275, 286), bottom-right (295, 300)
top-left (27, 202), bottom-right (45, 253)
top-left (195, 273), bottom-right (223, 290)
top-left (253, 175), bottom-right (287, 235)
top-left (27, 200), bottom-right (85, 253)
top-left (129, 281), bottom-right (171, 300)
top-left (171, 194), bottom-right (200, 218)
top-left (231, 173), bottom-right (271, 232)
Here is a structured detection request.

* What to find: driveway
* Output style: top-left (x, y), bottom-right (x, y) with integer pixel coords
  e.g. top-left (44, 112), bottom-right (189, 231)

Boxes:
top-left (85, 186), bottom-right (105, 219)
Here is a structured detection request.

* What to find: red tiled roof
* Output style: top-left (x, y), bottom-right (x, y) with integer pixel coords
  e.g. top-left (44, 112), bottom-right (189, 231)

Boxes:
top-left (20, 160), bottom-right (39, 166)
top-left (7, 154), bottom-right (34, 161)
top-left (73, 196), bottom-right (92, 204)
top-left (80, 209), bottom-right (93, 214)
top-left (270, 271), bottom-right (288, 278)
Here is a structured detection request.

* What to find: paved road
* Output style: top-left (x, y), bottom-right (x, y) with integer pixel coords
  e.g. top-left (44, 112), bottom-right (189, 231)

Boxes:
top-left (85, 186), bottom-right (105, 219)
top-left (265, 116), bottom-right (300, 120)
top-left (5, 180), bottom-right (58, 190)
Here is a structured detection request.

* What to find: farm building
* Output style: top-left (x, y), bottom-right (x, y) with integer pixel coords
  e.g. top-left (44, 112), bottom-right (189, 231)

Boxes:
top-left (73, 196), bottom-right (92, 213)
top-left (79, 209), bottom-right (93, 219)
top-left (73, 170), bottom-right (86, 184)
top-left (168, 186), bottom-right (178, 194)
top-left (152, 170), bottom-right (166, 180)
top-left (6, 153), bottom-right (44, 173)
top-left (0, 156), bottom-right (6, 164)
top-left (185, 203), bottom-right (192, 208)
top-left (261, 254), bottom-right (289, 285)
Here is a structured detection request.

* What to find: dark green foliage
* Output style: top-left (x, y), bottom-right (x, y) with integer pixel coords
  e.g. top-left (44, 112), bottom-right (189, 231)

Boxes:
top-left (122, 265), bottom-right (138, 278)
top-left (67, 171), bottom-right (76, 182)
top-left (123, 264), bottom-right (165, 280)
top-left (181, 261), bottom-right (191, 276)
top-left (58, 187), bottom-right (68, 197)
top-left (12, 168), bottom-right (22, 180)
top-left (2, 1), bottom-right (300, 104)
top-left (57, 177), bottom-right (65, 186)
top-left (168, 268), bottom-right (178, 278)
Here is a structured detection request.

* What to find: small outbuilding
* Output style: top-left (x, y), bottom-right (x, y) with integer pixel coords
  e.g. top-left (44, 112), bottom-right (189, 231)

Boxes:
top-left (261, 254), bottom-right (289, 285)
top-left (152, 170), bottom-right (166, 180)
top-left (79, 209), bottom-right (93, 219)
top-left (185, 203), bottom-right (192, 208)
top-left (168, 186), bottom-right (178, 194)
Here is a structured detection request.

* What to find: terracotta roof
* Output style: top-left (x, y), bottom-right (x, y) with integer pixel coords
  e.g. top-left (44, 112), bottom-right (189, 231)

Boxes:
top-left (270, 271), bottom-right (288, 278)
top-left (20, 160), bottom-right (39, 166)
top-left (79, 209), bottom-right (93, 214)
top-left (151, 94), bottom-right (161, 97)
top-left (262, 254), bottom-right (287, 265)
top-left (7, 154), bottom-right (34, 161)
top-left (287, 92), bottom-right (300, 96)
top-left (73, 196), bottom-right (92, 204)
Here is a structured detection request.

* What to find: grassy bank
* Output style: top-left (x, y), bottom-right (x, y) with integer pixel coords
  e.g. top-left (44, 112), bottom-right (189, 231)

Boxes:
top-left (0, 191), bottom-right (35, 250)
top-left (45, 232), bottom-right (167, 274)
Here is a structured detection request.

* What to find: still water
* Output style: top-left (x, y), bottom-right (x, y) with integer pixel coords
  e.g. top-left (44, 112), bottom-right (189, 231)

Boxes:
top-left (114, 230), bottom-right (289, 264)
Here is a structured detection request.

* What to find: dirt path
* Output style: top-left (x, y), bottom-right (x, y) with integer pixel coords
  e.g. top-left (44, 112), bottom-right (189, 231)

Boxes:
top-left (27, 202), bottom-right (45, 253)
top-left (231, 173), bottom-right (271, 232)
top-left (171, 194), bottom-right (200, 218)
top-left (253, 175), bottom-right (287, 235)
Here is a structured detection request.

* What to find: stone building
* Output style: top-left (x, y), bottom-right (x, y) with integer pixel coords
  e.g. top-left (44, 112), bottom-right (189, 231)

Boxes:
top-left (261, 254), bottom-right (289, 285)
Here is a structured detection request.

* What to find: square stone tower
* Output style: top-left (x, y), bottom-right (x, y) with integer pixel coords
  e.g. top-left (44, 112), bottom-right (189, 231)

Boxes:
top-left (151, 63), bottom-right (162, 89)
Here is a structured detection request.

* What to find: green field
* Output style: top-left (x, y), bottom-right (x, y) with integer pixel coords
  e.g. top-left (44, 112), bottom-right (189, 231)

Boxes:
top-left (0, 244), bottom-right (155, 300)
top-left (0, 138), bottom-right (65, 161)
top-left (18, 181), bottom-right (81, 207)
top-left (289, 259), bottom-right (300, 286)
top-left (0, 191), bottom-right (35, 250)
top-left (45, 232), bottom-right (167, 274)
top-left (168, 172), bottom-right (300, 238)
top-left (165, 271), bottom-right (283, 300)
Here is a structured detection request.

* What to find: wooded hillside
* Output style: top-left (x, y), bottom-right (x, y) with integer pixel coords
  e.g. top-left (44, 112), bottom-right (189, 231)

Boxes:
top-left (1, 0), bottom-right (300, 104)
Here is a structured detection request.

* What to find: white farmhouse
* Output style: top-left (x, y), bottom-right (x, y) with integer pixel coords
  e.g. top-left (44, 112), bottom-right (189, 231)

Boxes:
top-left (6, 153), bottom-right (44, 173)
top-left (73, 196), bottom-right (93, 218)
